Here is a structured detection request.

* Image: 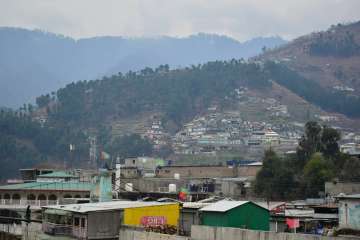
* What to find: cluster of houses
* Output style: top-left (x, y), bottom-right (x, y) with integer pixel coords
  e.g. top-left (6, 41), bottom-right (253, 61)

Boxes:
top-left (1, 163), bottom-right (360, 239)
top-left (172, 109), bottom-right (301, 156)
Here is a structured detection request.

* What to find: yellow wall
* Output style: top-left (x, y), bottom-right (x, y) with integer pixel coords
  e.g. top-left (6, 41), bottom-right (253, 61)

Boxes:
top-left (124, 204), bottom-right (180, 227)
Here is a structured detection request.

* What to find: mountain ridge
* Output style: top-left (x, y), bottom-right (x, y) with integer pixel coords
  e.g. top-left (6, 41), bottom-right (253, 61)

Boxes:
top-left (0, 27), bottom-right (286, 108)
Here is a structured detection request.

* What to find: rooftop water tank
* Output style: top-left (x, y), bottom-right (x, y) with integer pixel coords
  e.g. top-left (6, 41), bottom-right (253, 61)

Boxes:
top-left (169, 184), bottom-right (177, 193)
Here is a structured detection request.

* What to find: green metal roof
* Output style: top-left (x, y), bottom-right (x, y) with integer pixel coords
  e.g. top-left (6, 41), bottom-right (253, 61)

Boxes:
top-left (38, 171), bottom-right (77, 178)
top-left (0, 181), bottom-right (94, 191)
top-left (44, 209), bottom-right (72, 216)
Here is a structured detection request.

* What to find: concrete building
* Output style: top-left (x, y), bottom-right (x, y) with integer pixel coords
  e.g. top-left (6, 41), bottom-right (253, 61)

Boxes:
top-left (41, 201), bottom-right (180, 239)
top-left (0, 181), bottom-right (93, 207)
top-left (155, 165), bottom-right (236, 179)
top-left (124, 157), bottom-right (165, 176)
top-left (20, 168), bottom-right (55, 183)
top-left (0, 171), bottom-right (93, 207)
top-left (155, 164), bottom-right (261, 179)
top-left (337, 194), bottom-right (360, 230)
top-left (325, 181), bottom-right (360, 197)
top-left (36, 171), bottom-right (79, 183)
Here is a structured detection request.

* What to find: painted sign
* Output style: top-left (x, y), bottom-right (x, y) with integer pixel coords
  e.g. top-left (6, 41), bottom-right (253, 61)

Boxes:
top-left (140, 216), bottom-right (167, 226)
top-left (123, 204), bottom-right (179, 227)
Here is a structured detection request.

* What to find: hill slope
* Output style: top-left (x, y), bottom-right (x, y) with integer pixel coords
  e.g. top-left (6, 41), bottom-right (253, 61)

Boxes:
top-left (257, 21), bottom-right (360, 99)
top-left (0, 27), bottom-right (286, 108)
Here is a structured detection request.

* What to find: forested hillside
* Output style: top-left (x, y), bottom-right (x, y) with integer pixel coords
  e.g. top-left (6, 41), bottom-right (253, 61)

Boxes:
top-left (2, 56), bottom-right (360, 179)
top-left (259, 21), bottom-right (360, 101)
top-left (0, 27), bottom-right (286, 108)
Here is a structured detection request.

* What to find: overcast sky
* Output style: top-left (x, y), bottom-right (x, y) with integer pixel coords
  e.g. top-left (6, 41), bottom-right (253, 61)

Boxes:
top-left (1, 0), bottom-right (360, 41)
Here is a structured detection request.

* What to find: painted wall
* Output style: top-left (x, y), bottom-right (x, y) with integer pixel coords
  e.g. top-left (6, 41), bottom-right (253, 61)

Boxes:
top-left (119, 227), bottom-right (189, 240)
top-left (339, 198), bottom-right (360, 230)
top-left (124, 204), bottom-right (180, 227)
top-left (201, 203), bottom-right (269, 231)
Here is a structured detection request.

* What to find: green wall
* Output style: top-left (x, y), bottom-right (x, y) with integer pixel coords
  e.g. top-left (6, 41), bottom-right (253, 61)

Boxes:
top-left (201, 202), bottom-right (269, 231)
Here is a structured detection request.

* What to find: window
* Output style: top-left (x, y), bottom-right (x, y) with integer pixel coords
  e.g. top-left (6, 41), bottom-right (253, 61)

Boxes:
top-left (74, 217), bottom-right (80, 227)
top-left (81, 218), bottom-right (85, 228)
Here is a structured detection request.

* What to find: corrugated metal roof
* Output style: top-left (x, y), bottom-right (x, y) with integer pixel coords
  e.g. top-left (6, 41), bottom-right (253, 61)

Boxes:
top-left (43, 201), bottom-right (179, 213)
top-left (255, 201), bottom-right (286, 210)
top-left (199, 200), bottom-right (249, 212)
top-left (0, 182), bottom-right (93, 191)
top-left (285, 209), bottom-right (314, 218)
top-left (182, 202), bottom-right (211, 209)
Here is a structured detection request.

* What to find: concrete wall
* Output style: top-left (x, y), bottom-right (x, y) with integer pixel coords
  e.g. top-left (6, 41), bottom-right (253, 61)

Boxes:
top-left (119, 227), bottom-right (189, 240)
top-left (190, 225), bottom-right (352, 240)
top-left (325, 182), bottom-right (360, 196)
top-left (0, 232), bottom-right (21, 240)
top-left (0, 222), bottom-right (41, 240)
top-left (120, 178), bottom-right (215, 193)
top-left (339, 198), bottom-right (360, 230)
top-left (236, 166), bottom-right (261, 178)
top-left (156, 166), bottom-right (236, 178)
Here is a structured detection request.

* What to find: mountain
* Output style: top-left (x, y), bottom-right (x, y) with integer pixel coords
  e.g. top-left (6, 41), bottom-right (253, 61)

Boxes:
top-left (0, 27), bottom-right (286, 108)
top-left (257, 21), bottom-right (360, 101)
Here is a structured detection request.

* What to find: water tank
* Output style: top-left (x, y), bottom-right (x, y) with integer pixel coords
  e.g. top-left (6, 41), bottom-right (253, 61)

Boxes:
top-left (125, 183), bottom-right (133, 192)
top-left (169, 184), bottom-right (177, 193)
top-left (174, 173), bottom-right (180, 180)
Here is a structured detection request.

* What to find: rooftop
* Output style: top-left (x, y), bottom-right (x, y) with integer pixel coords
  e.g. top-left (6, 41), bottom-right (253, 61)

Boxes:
top-left (199, 200), bottom-right (267, 212)
top-left (255, 201), bottom-right (286, 210)
top-left (0, 182), bottom-right (93, 191)
top-left (337, 193), bottom-right (360, 199)
top-left (43, 201), bottom-right (179, 213)
top-left (182, 202), bottom-right (211, 209)
top-left (38, 171), bottom-right (77, 178)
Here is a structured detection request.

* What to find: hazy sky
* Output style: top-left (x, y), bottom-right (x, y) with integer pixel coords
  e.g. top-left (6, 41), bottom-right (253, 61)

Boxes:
top-left (1, 0), bottom-right (360, 41)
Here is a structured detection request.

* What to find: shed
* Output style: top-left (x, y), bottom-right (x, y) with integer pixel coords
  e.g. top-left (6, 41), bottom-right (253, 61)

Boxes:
top-left (42, 201), bottom-right (180, 239)
top-left (199, 200), bottom-right (269, 231)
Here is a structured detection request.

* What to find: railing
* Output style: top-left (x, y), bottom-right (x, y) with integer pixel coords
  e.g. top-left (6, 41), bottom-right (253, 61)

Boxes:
top-left (0, 199), bottom-right (59, 206)
top-left (42, 222), bottom-right (72, 236)
top-left (0, 223), bottom-right (22, 236)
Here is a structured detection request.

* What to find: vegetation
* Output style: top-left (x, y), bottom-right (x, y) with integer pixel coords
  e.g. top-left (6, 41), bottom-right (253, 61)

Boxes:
top-left (0, 110), bottom-right (86, 179)
top-left (104, 134), bottom-right (153, 160)
top-left (48, 61), bottom-right (270, 128)
top-left (308, 31), bottom-right (360, 57)
top-left (255, 121), bottom-right (358, 200)
top-left (0, 110), bottom-right (154, 180)
top-left (264, 61), bottom-right (360, 118)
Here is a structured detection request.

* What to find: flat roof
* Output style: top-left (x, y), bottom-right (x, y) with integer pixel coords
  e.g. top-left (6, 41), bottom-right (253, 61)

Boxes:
top-left (337, 194), bottom-right (360, 199)
top-left (0, 182), bottom-right (93, 191)
top-left (38, 171), bottom-right (77, 178)
top-left (43, 201), bottom-right (179, 213)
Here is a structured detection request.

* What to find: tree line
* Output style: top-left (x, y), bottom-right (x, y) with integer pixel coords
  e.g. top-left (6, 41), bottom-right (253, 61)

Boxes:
top-left (255, 121), bottom-right (360, 200)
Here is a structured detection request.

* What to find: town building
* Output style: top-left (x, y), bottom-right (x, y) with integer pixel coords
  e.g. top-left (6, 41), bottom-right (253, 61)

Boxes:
top-left (0, 171), bottom-right (94, 208)
top-left (337, 194), bottom-right (360, 230)
top-left (41, 201), bottom-right (180, 239)
top-left (199, 200), bottom-right (270, 231)
top-left (325, 181), bottom-right (360, 197)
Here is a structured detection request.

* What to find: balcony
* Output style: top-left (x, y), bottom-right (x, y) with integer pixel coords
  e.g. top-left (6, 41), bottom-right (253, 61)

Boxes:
top-left (0, 199), bottom-right (59, 208)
